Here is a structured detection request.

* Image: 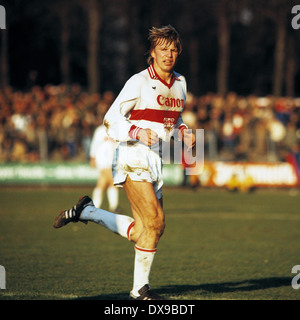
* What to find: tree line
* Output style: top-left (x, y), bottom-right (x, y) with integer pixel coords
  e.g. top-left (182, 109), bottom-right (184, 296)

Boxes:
top-left (1, 0), bottom-right (300, 97)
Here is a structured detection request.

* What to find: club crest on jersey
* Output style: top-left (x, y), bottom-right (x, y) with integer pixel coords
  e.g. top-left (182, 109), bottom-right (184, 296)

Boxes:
top-left (163, 117), bottom-right (175, 131)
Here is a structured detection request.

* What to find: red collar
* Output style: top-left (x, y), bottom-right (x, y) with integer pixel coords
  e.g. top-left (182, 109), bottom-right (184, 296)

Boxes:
top-left (147, 64), bottom-right (179, 89)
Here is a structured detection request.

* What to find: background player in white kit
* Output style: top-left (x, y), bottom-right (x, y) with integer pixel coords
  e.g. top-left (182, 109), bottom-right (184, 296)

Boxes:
top-left (54, 25), bottom-right (195, 300)
top-left (89, 124), bottom-right (119, 212)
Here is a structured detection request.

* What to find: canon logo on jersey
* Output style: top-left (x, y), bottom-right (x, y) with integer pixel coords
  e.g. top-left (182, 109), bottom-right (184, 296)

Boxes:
top-left (157, 95), bottom-right (184, 109)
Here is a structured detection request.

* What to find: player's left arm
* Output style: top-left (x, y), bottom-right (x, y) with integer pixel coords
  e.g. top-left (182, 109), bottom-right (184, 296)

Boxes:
top-left (174, 75), bottom-right (195, 151)
top-left (181, 129), bottom-right (196, 152)
top-left (175, 114), bottom-right (195, 152)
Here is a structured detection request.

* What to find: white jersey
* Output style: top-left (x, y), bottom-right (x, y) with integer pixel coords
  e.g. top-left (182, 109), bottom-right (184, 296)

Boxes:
top-left (103, 65), bottom-right (188, 198)
top-left (104, 64), bottom-right (187, 142)
top-left (89, 125), bottom-right (117, 170)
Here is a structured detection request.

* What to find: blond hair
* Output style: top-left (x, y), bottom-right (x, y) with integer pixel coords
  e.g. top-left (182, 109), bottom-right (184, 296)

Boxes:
top-left (147, 25), bottom-right (183, 65)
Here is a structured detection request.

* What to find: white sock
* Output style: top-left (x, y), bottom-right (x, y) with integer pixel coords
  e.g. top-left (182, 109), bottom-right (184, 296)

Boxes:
top-left (131, 245), bottom-right (157, 297)
top-left (107, 186), bottom-right (119, 211)
top-left (80, 206), bottom-right (134, 239)
top-left (92, 187), bottom-right (103, 208)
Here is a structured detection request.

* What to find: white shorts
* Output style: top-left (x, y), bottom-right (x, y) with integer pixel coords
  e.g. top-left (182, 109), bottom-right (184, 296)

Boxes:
top-left (112, 141), bottom-right (163, 199)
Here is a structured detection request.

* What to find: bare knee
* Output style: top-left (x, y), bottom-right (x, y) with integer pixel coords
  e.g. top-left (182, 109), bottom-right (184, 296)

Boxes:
top-left (144, 211), bottom-right (165, 240)
top-left (152, 216), bottom-right (165, 238)
top-left (130, 215), bottom-right (164, 244)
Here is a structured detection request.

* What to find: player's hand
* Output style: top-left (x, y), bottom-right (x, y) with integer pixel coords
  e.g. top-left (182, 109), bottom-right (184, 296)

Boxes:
top-left (181, 130), bottom-right (196, 152)
top-left (137, 128), bottom-right (159, 146)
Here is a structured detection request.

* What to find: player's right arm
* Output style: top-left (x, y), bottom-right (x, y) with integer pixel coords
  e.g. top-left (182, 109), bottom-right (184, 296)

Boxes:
top-left (103, 75), bottom-right (140, 142)
top-left (103, 74), bottom-right (158, 145)
top-left (136, 128), bottom-right (159, 146)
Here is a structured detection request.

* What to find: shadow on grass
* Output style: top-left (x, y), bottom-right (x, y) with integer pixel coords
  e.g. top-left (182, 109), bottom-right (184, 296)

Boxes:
top-left (76, 276), bottom-right (291, 300)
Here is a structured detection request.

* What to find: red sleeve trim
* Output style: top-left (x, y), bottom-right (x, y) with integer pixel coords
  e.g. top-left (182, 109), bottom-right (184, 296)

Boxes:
top-left (178, 124), bottom-right (188, 133)
top-left (129, 125), bottom-right (142, 140)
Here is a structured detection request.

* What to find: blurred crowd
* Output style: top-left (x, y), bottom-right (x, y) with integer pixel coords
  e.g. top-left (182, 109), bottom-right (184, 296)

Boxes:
top-left (0, 84), bottom-right (113, 163)
top-left (183, 91), bottom-right (300, 164)
top-left (1, 84), bottom-right (300, 166)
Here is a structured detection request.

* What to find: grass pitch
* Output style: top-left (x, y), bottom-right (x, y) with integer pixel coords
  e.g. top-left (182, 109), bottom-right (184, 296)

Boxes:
top-left (0, 186), bottom-right (299, 300)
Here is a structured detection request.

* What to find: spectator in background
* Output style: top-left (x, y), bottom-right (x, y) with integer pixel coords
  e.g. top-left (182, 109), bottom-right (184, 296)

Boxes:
top-left (36, 113), bottom-right (49, 162)
top-left (0, 85), bottom-right (300, 166)
top-left (89, 124), bottom-right (119, 212)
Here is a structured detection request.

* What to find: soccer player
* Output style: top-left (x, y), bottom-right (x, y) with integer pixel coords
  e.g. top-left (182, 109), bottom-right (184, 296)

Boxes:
top-left (89, 124), bottom-right (119, 212)
top-left (54, 25), bottom-right (195, 300)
